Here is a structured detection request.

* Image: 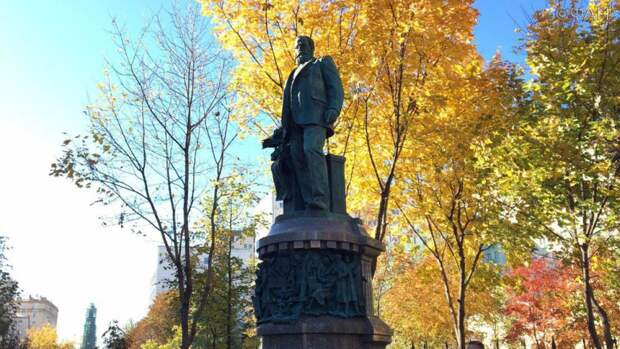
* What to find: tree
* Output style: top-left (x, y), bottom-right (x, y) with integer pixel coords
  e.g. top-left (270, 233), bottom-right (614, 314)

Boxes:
top-left (193, 174), bottom-right (262, 349)
top-left (125, 291), bottom-right (178, 349)
top-left (102, 321), bottom-right (127, 349)
top-left (26, 324), bottom-right (75, 349)
top-left (200, 2), bottom-right (523, 347)
top-left (199, 0), bottom-right (489, 253)
top-left (504, 258), bottom-right (582, 348)
top-left (140, 326), bottom-right (183, 349)
top-left (126, 177), bottom-right (262, 349)
top-left (381, 242), bottom-right (505, 349)
top-left (381, 253), bottom-right (456, 348)
top-left (191, 248), bottom-right (255, 349)
top-left (50, 4), bottom-right (241, 349)
top-left (595, 240), bottom-right (620, 337)
top-left (391, 55), bottom-right (523, 348)
top-left (0, 237), bottom-right (20, 348)
top-left (476, 1), bottom-right (620, 347)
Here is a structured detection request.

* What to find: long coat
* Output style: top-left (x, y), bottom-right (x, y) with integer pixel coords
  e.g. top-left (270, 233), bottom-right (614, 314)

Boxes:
top-left (281, 56), bottom-right (344, 137)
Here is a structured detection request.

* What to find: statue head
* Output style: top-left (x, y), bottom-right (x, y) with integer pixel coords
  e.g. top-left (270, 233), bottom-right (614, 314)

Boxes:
top-left (295, 36), bottom-right (314, 65)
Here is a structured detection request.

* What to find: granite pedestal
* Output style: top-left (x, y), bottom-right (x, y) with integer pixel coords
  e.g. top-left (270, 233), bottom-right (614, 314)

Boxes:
top-left (254, 212), bottom-right (392, 349)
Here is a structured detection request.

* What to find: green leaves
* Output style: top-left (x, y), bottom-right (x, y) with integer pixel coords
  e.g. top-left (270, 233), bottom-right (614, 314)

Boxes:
top-left (476, 4), bottom-right (620, 344)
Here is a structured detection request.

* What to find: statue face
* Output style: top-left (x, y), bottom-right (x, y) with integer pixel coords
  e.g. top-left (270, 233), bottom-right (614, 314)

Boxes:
top-left (295, 37), bottom-right (313, 65)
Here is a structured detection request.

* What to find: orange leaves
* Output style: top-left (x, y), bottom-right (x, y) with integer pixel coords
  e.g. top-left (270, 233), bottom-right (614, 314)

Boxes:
top-left (125, 291), bottom-right (178, 349)
top-left (381, 255), bottom-right (454, 344)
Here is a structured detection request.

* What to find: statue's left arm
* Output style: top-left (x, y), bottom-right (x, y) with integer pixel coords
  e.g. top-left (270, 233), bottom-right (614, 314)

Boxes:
top-left (319, 56), bottom-right (344, 123)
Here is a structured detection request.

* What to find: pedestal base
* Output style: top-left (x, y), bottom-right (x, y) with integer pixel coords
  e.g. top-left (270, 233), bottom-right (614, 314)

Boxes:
top-left (256, 214), bottom-right (392, 348)
top-left (258, 316), bottom-right (391, 349)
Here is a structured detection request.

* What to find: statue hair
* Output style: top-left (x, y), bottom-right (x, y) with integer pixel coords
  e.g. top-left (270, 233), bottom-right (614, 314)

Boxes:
top-left (296, 35), bottom-right (315, 53)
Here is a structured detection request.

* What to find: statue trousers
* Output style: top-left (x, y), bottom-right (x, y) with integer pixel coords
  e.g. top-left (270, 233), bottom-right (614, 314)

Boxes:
top-left (290, 125), bottom-right (329, 210)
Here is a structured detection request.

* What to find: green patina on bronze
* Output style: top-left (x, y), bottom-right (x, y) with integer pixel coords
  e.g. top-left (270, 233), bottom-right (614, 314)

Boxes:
top-left (253, 38), bottom-right (392, 347)
top-left (254, 250), bottom-right (365, 324)
top-left (262, 35), bottom-right (345, 213)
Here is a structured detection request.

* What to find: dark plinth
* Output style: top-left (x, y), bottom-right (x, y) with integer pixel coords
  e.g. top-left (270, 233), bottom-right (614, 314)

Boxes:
top-left (259, 316), bottom-right (391, 349)
top-left (255, 213), bottom-right (392, 349)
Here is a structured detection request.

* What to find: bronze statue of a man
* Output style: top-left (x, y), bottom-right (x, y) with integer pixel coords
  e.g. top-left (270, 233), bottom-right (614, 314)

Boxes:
top-left (264, 36), bottom-right (344, 211)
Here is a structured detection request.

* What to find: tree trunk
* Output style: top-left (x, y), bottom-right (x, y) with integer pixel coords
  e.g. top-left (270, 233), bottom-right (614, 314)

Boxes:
top-left (581, 244), bottom-right (603, 349)
top-left (179, 269), bottom-right (191, 349)
top-left (226, 233), bottom-right (233, 349)
top-left (457, 271), bottom-right (466, 349)
top-left (533, 324), bottom-right (542, 349)
top-left (454, 239), bottom-right (468, 349)
top-left (371, 188), bottom-right (391, 276)
top-left (592, 296), bottom-right (614, 349)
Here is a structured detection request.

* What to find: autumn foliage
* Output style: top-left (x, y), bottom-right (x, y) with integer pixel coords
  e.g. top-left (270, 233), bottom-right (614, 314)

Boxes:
top-left (504, 258), bottom-right (583, 348)
top-left (125, 292), bottom-right (179, 349)
top-left (196, 0), bottom-right (620, 348)
top-left (26, 324), bottom-right (74, 349)
top-left (199, 0), bottom-right (485, 242)
top-left (44, 0), bottom-right (620, 348)
top-left (381, 254), bottom-right (458, 347)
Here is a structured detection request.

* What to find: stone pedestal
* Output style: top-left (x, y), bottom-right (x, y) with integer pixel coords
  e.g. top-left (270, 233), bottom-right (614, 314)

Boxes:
top-left (254, 213), bottom-right (392, 349)
top-left (259, 316), bottom-right (391, 349)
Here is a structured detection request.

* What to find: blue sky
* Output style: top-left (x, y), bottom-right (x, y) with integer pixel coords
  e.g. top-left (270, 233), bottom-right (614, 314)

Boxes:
top-left (0, 0), bottom-right (548, 344)
top-left (0, 1), bottom-right (166, 137)
top-left (474, 0), bottom-right (547, 62)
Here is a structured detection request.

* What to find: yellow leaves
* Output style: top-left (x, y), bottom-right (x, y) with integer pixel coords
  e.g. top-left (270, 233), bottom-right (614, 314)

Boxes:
top-left (381, 255), bottom-right (452, 343)
top-left (27, 324), bottom-right (75, 349)
top-left (589, 0), bottom-right (613, 27)
top-left (199, 0), bottom-right (518, 239)
top-left (28, 324), bottom-right (58, 349)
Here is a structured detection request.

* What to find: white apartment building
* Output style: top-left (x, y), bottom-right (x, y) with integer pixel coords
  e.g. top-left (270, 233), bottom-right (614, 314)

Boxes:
top-left (152, 233), bottom-right (256, 297)
top-left (15, 296), bottom-right (58, 340)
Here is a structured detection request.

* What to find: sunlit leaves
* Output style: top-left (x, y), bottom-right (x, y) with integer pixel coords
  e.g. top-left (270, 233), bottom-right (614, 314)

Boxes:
top-left (27, 324), bottom-right (75, 349)
top-left (475, 1), bottom-right (620, 347)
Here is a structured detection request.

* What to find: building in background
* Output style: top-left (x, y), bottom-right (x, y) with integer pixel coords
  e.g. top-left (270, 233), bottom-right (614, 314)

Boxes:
top-left (152, 232), bottom-right (256, 297)
top-left (272, 193), bottom-right (283, 222)
top-left (80, 303), bottom-right (97, 349)
top-left (15, 296), bottom-right (58, 340)
top-left (483, 244), bottom-right (507, 265)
